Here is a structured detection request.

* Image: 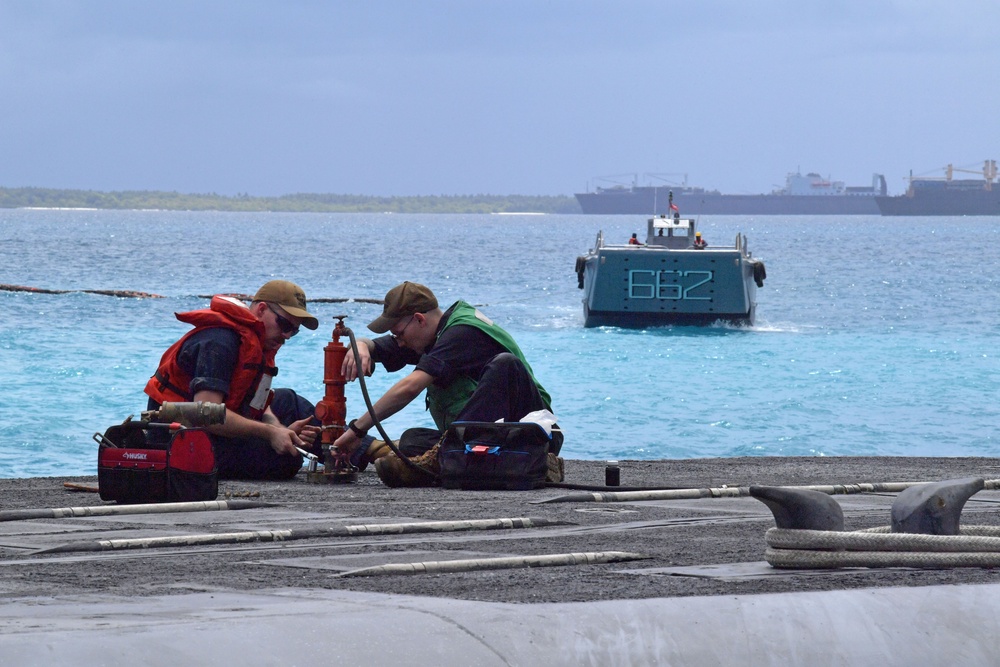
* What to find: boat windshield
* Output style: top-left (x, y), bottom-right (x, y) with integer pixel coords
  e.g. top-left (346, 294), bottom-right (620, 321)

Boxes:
top-left (652, 218), bottom-right (690, 232)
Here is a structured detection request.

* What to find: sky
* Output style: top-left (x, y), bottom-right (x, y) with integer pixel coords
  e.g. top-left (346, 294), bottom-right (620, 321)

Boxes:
top-left (1, 0), bottom-right (998, 197)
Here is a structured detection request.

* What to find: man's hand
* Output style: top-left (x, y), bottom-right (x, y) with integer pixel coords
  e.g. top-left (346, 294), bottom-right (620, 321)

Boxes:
top-left (288, 416), bottom-right (320, 447)
top-left (342, 341), bottom-right (374, 382)
top-left (266, 425), bottom-right (306, 457)
top-left (333, 428), bottom-right (362, 456)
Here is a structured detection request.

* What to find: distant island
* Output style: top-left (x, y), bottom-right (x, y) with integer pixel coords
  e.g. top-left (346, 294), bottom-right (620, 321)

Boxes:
top-left (0, 187), bottom-right (581, 214)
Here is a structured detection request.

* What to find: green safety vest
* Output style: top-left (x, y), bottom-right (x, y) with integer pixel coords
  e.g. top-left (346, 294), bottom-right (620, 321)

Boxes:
top-left (425, 301), bottom-right (552, 431)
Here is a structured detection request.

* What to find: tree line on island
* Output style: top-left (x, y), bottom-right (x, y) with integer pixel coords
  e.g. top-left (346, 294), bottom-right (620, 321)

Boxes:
top-left (0, 187), bottom-right (581, 214)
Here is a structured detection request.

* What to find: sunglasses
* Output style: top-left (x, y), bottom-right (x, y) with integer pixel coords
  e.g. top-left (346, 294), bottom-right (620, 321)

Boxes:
top-left (266, 303), bottom-right (300, 337)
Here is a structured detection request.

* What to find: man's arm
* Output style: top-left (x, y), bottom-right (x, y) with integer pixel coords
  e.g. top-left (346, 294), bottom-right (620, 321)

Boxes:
top-left (332, 369), bottom-right (435, 453)
top-left (192, 389), bottom-right (304, 456)
top-left (341, 335), bottom-right (421, 380)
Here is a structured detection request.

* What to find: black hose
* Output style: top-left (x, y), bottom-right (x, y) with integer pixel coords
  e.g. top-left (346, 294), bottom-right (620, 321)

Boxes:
top-left (344, 326), bottom-right (439, 481)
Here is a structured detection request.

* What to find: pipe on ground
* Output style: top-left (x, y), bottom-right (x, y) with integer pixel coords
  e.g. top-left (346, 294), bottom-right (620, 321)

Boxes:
top-left (31, 516), bottom-right (571, 555)
top-left (334, 551), bottom-right (649, 577)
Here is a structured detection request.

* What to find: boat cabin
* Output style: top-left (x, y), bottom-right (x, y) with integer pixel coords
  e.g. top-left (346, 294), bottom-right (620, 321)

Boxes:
top-left (647, 214), bottom-right (696, 248)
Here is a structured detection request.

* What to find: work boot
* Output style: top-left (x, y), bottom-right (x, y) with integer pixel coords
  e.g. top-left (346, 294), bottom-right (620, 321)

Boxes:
top-left (356, 439), bottom-right (393, 472)
top-left (374, 444), bottom-right (440, 488)
top-left (546, 453), bottom-right (565, 483)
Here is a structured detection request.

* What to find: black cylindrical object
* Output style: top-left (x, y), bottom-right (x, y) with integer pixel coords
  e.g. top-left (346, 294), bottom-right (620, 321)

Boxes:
top-left (605, 460), bottom-right (620, 487)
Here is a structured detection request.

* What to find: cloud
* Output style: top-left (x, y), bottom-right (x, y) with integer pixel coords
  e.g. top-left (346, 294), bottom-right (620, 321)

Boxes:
top-left (1, 1), bottom-right (998, 195)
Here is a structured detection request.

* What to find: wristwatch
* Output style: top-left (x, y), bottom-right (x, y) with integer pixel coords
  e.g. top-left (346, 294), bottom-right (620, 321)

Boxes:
top-left (347, 419), bottom-right (368, 438)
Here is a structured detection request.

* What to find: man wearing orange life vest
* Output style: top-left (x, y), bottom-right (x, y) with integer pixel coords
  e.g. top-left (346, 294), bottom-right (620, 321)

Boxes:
top-left (145, 280), bottom-right (321, 480)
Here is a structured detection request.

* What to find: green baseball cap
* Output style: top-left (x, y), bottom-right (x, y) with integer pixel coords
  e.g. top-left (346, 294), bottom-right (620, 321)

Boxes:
top-left (368, 281), bottom-right (438, 333)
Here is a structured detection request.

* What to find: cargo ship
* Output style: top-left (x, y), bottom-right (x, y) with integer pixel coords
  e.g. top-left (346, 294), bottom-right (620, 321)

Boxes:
top-left (875, 160), bottom-right (1000, 216)
top-left (575, 171), bottom-right (886, 215)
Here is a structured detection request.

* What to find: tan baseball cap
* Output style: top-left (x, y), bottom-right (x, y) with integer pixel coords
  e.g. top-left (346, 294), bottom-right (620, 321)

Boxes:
top-left (368, 281), bottom-right (438, 333)
top-left (252, 280), bottom-right (319, 330)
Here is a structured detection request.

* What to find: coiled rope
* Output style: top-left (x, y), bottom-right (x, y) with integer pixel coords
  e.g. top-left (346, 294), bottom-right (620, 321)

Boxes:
top-left (765, 525), bottom-right (1000, 569)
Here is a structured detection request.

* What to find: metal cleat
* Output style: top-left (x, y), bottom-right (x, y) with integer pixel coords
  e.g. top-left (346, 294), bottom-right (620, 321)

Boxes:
top-left (750, 485), bottom-right (844, 531)
top-left (891, 477), bottom-right (984, 535)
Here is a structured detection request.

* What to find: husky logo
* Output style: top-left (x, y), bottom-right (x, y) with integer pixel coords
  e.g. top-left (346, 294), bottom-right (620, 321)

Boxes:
top-left (123, 452), bottom-right (148, 461)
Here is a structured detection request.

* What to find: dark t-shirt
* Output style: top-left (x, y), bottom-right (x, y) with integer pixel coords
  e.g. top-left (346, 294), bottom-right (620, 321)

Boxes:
top-left (370, 306), bottom-right (507, 388)
top-left (147, 328), bottom-right (240, 410)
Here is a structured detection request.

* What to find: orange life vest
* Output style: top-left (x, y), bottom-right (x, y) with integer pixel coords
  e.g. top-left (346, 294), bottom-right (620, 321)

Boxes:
top-left (144, 296), bottom-right (277, 420)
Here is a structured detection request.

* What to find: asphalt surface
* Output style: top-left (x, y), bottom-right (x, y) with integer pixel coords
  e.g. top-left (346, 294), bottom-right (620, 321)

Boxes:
top-left (4, 456), bottom-right (1000, 603)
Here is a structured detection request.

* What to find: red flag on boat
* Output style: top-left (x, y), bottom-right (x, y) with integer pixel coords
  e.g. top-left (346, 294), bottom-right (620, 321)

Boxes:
top-left (669, 202), bottom-right (679, 212)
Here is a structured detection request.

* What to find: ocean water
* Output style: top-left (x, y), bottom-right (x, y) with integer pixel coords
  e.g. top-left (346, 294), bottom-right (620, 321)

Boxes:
top-left (1, 209), bottom-right (998, 478)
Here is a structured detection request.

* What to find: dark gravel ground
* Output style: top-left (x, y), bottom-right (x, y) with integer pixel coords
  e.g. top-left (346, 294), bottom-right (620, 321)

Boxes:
top-left (3, 456), bottom-right (1000, 604)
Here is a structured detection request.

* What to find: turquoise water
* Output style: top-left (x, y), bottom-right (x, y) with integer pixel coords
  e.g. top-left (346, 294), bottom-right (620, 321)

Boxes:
top-left (2, 209), bottom-right (998, 478)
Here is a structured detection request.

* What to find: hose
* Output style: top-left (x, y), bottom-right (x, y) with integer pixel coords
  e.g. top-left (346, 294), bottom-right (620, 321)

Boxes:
top-left (344, 325), bottom-right (439, 482)
top-left (34, 516), bottom-right (567, 555)
top-left (0, 499), bottom-right (272, 523)
top-left (334, 551), bottom-right (649, 578)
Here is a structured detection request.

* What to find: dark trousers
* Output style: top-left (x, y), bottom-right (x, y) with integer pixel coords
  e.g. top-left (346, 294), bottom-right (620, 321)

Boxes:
top-left (399, 353), bottom-right (563, 456)
top-left (210, 388), bottom-right (320, 480)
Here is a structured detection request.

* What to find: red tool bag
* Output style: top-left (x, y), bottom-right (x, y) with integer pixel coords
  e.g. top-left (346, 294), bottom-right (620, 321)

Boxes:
top-left (96, 420), bottom-right (218, 504)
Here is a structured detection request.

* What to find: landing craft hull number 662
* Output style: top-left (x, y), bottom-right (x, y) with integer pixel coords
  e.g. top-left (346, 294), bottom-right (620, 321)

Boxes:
top-left (628, 269), bottom-right (714, 301)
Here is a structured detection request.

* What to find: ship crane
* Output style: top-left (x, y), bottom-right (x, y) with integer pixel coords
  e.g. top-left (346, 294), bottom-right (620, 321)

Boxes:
top-left (905, 160), bottom-right (997, 192)
top-left (645, 172), bottom-right (689, 187)
top-left (590, 173), bottom-right (640, 192)
top-left (944, 160), bottom-right (998, 191)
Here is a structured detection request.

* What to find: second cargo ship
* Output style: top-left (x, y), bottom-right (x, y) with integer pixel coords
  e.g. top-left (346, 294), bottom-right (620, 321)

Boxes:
top-left (875, 160), bottom-right (1000, 216)
top-left (575, 171), bottom-right (886, 215)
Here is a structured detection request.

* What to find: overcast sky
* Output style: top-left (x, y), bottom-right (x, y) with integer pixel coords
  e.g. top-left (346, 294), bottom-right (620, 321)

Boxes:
top-left (2, 1), bottom-right (998, 197)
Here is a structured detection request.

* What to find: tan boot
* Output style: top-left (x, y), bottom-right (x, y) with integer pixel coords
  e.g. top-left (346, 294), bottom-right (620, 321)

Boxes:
top-left (546, 453), bottom-right (565, 483)
top-left (374, 444), bottom-right (440, 488)
top-left (357, 440), bottom-right (393, 472)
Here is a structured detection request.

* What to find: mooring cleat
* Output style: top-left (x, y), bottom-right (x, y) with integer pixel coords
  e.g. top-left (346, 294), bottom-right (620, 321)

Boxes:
top-left (891, 477), bottom-right (984, 535)
top-left (750, 485), bottom-right (844, 531)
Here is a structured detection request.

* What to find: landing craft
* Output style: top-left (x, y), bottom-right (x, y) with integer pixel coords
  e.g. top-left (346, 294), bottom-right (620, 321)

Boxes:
top-left (575, 194), bottom-right (766, 327)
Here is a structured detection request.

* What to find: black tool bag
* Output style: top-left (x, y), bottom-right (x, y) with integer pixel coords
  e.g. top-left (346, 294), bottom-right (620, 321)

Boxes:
top-left (438, 421), bottom-right (552, 490)
top-left (96, 421), bottom-right (218, 504)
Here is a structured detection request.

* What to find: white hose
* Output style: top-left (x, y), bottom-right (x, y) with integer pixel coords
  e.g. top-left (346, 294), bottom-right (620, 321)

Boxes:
top-left (334, 551), bottom-right (648, 577)
top-left (33, 516), bottom-right (566, 555)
